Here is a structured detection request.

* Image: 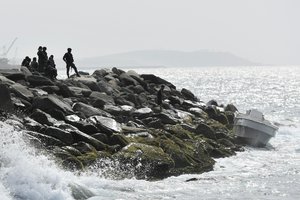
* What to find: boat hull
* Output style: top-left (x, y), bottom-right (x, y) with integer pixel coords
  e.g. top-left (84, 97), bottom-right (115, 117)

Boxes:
top-left (233, 114), bottom-right (278, 147)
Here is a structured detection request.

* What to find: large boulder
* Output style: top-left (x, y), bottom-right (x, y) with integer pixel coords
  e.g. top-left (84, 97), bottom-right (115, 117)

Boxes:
top-left (27, 75), bottom-right (54, 87)
top-left (29, 109), bottom-right (57, 126)
top-left (71, 130), bottom-right (107, 151)
top-left (195, 123), bottom-right (216, 139)
top-left (44, 126), bottom-right (74, 145)
top-left (119, 73), bottom-right (139, 86)
top-left (181, 88), bottom-right (197, 101)
top-left (113, 143), bottom-right (174, 179)
top-left (140, 74), bottom-right (176, 89)
top-left (0, 84), bottom-right (13, 112)
top-left (0, 69), bottom-right (25, 82)
top-left (72, 102), bottom-right (112, 118)
top-left (89, 116), bottom-right (122, 134)
top-left (68, 86), bottom-right (92, 97)
top-left (32, 95), bottom-right (73, 115)
top-left (0, 75), bottom-right (15, 86)
top-left (89, 91), bottom-right (115, 108)
top-left (75, 76), bottom-right (100, 91)
top-left (10, 83), bottom-right (34, 101)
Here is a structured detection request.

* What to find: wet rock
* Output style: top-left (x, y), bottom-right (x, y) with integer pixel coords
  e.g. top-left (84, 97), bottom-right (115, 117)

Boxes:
top-left (133, 107), bottom-right (153, 118)
top-left (75, 76), bottom-right (100, 91)
top-left (72, 141), bottom-right (97, 154)
top-left (27, 75), bottom-right (54, 87)
top-left (25, 131), bottom-right (65, 146)
top-left (90, 116), bottom-right (122, 133)
top-left (181, 88), bottom-right (197, 101)
top-left (45, 126), bottom-right (74, 145)
top-left (92, 69), bottom-right (109, 79)
top-left (61, 146), bottom-right (83, 156)
top-left (112, 67), bottom-right (125, 76)
top-left (73, 102), bottom-right (112, 118)
top-left (0, 75), bottom-right (15, 86)
top-left (0, 84), bottom-right (14, 112)
top-left (225, 104), bottom-right (238, 112)
top-left (20, 66), bottom-right (32, 77)
top-left (90, 91), bottom-right (115, 107)
top-left (207, 100), bottom-right (218, 106)
top-left (154, 113), bottom-right (178, 125)
top-left (38, 86), bottom-right (60, 94)
top-left (23, 117), bottom-right (45, 132)
top-left (68, 86), bottom-right (92, 97)
top-left (141, 74), bottom-right (176, 89)
top-left (114, 143), bottom-right (174, 179)
top-left (119, 73), bottom-right (139, 86)
top-left (109, 133), bottom-right (129, 147)
top-left (10, 83), bottom-right (34, 101)
top-left (30, 109), bottom-right (57, 126)
top-left (92, 133), bottom-right (109, 144)
top-left (32, 95), bottom-right (73, 115)
top-left (71, 130), bottom-right (107, 151)
top-left (0, 69), bottom-right (25, 82)
top-left (195, 123), bottom-right (216, 139)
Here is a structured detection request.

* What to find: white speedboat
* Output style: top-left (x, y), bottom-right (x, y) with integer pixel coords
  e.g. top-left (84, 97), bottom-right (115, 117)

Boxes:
top-left (233, 109), bottom-right (278, 147)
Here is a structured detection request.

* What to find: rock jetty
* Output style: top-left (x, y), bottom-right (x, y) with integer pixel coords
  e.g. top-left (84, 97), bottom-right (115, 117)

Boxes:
top-left (0, 67), bottom-right (243, 180)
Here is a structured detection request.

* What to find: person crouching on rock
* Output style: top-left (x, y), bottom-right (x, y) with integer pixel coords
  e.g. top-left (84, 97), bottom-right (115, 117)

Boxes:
top-left (157, 85), bottom-right (165, 111)
top-left (63, 48), bottom-right (80, 78)
top-left (45, 55), bottom-right (58, 80)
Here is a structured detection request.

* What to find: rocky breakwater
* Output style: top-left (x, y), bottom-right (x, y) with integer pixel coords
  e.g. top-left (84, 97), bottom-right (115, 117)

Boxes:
top-left (0, 67), bottom-right (243, 180)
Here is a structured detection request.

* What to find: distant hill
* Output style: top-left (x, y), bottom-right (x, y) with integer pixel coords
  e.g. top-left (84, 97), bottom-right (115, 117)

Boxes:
top-left (76, 50), bottom-right (259, 68)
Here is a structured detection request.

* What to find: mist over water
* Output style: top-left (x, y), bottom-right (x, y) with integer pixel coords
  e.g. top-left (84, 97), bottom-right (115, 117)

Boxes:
top-left (2, 66), bottom-right (300, 199)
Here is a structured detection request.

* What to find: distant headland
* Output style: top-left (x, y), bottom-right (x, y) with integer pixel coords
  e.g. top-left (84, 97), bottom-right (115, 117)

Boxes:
top-left (77, 50), bottom-right (259, 68)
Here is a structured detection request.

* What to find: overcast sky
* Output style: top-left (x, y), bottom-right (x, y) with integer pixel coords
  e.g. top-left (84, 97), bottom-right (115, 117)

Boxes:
top-left (0, 0), bottom-right (299, 65)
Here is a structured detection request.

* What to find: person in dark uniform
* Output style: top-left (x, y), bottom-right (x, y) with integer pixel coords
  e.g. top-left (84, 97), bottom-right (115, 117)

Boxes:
top-left (63, 48), bottom-right (80, 78)
top-left (21, 56), bottom-right (31, 67)
top-left (30, 57), bottom-right (39, 71)
top-left (157, 85), bottom-right (165, 111)
top-left (37, 46), bottom-right (44, 72)
top-left (45, 55), bottom-right (58, 80)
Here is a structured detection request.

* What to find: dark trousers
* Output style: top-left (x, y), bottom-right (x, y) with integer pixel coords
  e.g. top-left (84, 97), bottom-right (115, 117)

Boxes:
top-left (66, 62), bottom-right (79, 78)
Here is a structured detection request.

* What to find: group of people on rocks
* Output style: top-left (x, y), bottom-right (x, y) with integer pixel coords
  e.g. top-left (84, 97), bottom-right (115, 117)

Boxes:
top-left (21, 47), bottom-right (80, 80)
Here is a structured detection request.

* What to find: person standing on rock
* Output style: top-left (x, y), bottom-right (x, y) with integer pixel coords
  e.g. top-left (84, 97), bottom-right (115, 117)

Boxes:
top-left (157, 85), bottom-right (165, 111)
top-left (37, 46), bottom-right (48, 72)
top-left (63, 48), bottom-right (80, 78)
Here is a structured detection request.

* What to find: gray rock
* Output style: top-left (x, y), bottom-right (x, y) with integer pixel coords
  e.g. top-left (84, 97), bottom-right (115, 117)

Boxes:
top-left (181, 88), bottom-right (197, 101)
top-left (90, 91), bottom-right (115, 105)
top-left (25, 131), bottom-right (65, 146)
top-left (90, 116), bottom-right (122, 133)
top-left (10, 83), bottom-right (34, 101)
top-left (141, 74), bottom-right (176, 89)
top-left (45, 126), bottom-right (74, 145)
top-left (0, 75), bottom-right (15, 86)
top-left (0, 84), bottom-right (13, 112)
top-left (119, 73), bottom-right (139, 86)
top-left (38, 86), bottom-right (60, 94)
top-left (29, 109), bottom-right (57, 126)
top-left (32, 95), bottom-right (73, 115)
top-left (68, 86), bottom-right (92, 97)
top-left (73, 102), bottom-right (112, 118)
top-left (195, 123), bottom-right (216, 139)
top-left (27, 75), bottom-right (54, 87)
top-left (133, 107), bottom-right (153, 118)
top-left (92, 69), bottom-right (109, 79)
top-left (71, 130), bottom-right (107, 151)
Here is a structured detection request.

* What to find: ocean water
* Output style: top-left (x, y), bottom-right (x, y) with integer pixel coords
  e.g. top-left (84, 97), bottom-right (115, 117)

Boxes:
top-left (1, 66), bottom-right (300, 199)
